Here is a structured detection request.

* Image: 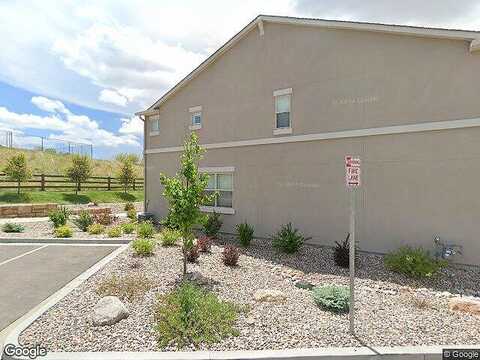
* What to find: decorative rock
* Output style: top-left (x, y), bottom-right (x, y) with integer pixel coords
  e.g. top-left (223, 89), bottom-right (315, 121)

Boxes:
top-left (185, 271), bottom-right (211, 285)
top-left (294, 281), bottom-right (314, 290)
top-left (92, 296), bottom-right (129, 326)
top-left (245, 317), bottom-right (256, 325)
top-left (448, 298), bottom-right (480, 316)
top-left (253, 289), bottom-right (287, 303)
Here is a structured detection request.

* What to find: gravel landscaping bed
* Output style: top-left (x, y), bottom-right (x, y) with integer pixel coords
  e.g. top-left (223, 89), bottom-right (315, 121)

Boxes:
top-left (19, 235), bottom-right (480, 352)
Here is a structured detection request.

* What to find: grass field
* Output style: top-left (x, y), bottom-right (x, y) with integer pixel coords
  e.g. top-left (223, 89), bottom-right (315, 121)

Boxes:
top-left (0, 147), bottom-right (143, 176)
top-left (0, 190), bottom-right (144, 205)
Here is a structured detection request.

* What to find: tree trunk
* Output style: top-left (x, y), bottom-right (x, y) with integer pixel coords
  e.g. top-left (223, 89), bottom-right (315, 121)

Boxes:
top-left (17, 180), bottom-right (20, 195)
top-left (182, 246), bottom-right (187, 276)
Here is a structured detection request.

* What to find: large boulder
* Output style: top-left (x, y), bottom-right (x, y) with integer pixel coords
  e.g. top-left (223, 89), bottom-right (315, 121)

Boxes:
top-left (448, 298), bottom-right (480, 316)
top-left (253, 289), bottom-right (287, 303)
top-left (92, 296), bottom-right (129, 326)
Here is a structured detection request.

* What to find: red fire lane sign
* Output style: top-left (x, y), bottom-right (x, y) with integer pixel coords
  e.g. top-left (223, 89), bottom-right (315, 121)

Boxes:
top-left (345, 156), bottom-right (361, 188)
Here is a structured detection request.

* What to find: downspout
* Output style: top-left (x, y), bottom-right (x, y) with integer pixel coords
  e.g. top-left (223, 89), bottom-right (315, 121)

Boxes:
top-left (141, 114), bottom-right (147, 213)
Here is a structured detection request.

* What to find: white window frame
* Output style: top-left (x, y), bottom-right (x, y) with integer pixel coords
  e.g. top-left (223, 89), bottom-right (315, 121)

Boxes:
top-left (189, 105), bottom-right (202, 130)
top-left (150, 115), bottom-right (160, 136)
top-left (273, 88), bottom-right (292, 135)
top-left (199, 166), bottom-right (235, 215)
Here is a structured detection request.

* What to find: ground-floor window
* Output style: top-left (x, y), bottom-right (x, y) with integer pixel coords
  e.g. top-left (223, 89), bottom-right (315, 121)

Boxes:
top-left (200, 167), bottom-right (234, 214)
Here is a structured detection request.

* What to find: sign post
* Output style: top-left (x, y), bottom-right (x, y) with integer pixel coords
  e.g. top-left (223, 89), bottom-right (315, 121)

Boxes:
top-left (345, 155), bottom-right (361, 335)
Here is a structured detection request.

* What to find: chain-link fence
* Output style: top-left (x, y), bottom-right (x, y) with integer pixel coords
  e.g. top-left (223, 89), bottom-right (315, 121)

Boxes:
top-left (1, 131), bottom-right (93, 157)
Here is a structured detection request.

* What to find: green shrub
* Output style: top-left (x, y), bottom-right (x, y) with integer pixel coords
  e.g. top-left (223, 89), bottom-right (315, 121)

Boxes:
top-left (154, 282), bottom-right (238, 347)
top-left (124, 202), bottom-right (135, 212)
top-left (312, 285), bottom-right (350, 313)
top-left (160, 212), bottom-right (180, 230)
top-left (107, 225), bottom-right (123, 238)
top-left (1, 222), bottom-right (25, 233)
top-left (121, 222), bottom-right (136, 234)
top-left (73, 211), bottom-right (94, 232)
top-left (203, 212), bottom-right (222, 238)
top-left (137, 221), bottom-right (155, 238)
top-left (236, 222), bottom-right (254, 247)
top-left (384, 246), bottom-right (447, 278)
top-left (131, 238), bottom-right (155, 256)
top-left (49, 207), bottom-right (70, 228)
top-left (127, 208), bottom-right (137, 221)
top-left (54, 225), bottom-right (73, 238)
top-left (159, 228), bottom-right (180, 246)
top-left (271, 223), bottom-right (310, 254)
top-left (87, 223), bottom-right (105, 235)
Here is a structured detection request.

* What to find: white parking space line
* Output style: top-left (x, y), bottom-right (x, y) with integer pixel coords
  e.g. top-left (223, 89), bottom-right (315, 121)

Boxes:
top-left (0, 245), bottom-right (49, 267)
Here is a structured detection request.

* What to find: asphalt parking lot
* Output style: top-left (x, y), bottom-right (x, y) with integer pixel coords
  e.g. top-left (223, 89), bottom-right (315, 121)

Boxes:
top-left (0, 244), bottom-right (118, 334)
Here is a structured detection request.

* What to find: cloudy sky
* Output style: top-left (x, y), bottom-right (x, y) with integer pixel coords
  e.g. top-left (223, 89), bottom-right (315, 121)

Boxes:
top-left (0, 0), bottom-right (479, 158)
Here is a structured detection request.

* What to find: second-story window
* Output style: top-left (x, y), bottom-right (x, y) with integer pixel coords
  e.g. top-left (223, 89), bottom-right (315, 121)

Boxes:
top-left (273, 88), bottom-right (292, 135)
top-left (150, 115), bottom-right (160, 136)
top-left (191, 112), bottom-right (202, 126)
top-left (189, 106), bottom-right (202, 130)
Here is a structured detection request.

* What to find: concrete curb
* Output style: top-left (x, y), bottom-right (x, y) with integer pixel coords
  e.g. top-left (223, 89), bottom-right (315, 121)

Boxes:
top-left (1, 244), bottom-right (128, 360)
top-left (0, 237), bottom-right (131, 245)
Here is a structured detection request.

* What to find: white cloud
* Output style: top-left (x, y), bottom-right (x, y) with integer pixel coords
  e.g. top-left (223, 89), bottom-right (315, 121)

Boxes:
top-left (119, 116), bottom-right (143, 136)
top-left (0, 96), bottom-right (140, 148)
top-left (99, 89), bottom-right (128, 107)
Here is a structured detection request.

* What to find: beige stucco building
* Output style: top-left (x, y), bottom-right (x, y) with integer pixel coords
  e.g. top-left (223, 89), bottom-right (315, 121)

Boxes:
top-left (137, 15), bottom-right (480, 266)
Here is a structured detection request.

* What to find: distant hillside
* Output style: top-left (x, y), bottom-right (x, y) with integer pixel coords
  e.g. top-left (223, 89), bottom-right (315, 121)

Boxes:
top-left (0, 147), bottom-right (143, 177)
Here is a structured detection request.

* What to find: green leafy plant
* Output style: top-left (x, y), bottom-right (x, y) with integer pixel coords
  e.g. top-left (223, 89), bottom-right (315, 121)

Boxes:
top-left (49, 207), bottom-right (70, 228)
top-left (154, 282), bottom-right (238, 348)
top-left (127, 208), bottom-right (137, 221)
top-left (107, 225), bottom-right (123, 238)
top-left (203, 212), bottom-right (222, 238)
top-left (236, 222), bottom-right (254, 247)
top-left (384, 246), bottom-right (447, 278)
top-left (96, 274), bottom-right (152, 301)
top-left (131, 238), bottom-right (155, 256)
top-left (271, 223), bottom-right (310, 254)
top-left (137, 221), bottom-right (155, 238)
top-left (73, 210), bottom-right (94, 232)
top-left (223, 245), bottom-right (239, 266)
top-left (124, 202), bottom-right (135, 211)
top-left (160, 133), bottom-right (214, 276)
top-left (160, 212), bottom-right (180, 230)
top-left (116, 153), bottom-right (137, 193)
top-left (1, 222), bottom-right (25, 233)
top-left (87, 223), bottom-right (105, 235)
top-left (66, 154), bottom-right (92, 195)
top-left (3, 153), bottom-right (31, 194)
top-left (159, 228), bottom-right (180, 246)
top-left (121, 222), bottom-right (136, 234)
top-left (54, 225), bottom-right (73, 238)
top-left (312, 285), bottom-right (350, 313)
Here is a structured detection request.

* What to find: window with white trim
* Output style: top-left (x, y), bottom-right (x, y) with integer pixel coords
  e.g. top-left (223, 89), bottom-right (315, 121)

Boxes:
top-left (150, 115), bottom-right (160, 135)
top-left (189, 106), bottom-right (202, 130)
top-left (191, 112), bottom-right (202, 126)
top-left (205, 173), bottom-right (233, 208)
top-left (275, 94), bottom-right (291, 129)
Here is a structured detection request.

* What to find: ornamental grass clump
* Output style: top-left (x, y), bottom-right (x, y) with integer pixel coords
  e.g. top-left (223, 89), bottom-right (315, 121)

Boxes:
top-left (54, 225), bottom-right (73, 238)
top-left (137, 221), bottom-right (155, 238)
top-left (333, 233), bottom-right (358, 269)
top-left (384, 246), bottom-right (447, 278)
top-left (127, 208), bottom-right (137, 221)
top-left (154, 282), bottom-right (238, 348)
top-left (236, 222), bottom-right (254, 247)
top-left (131, 238), bottom-right (155, 256)
top-left (271, 222), bottom-right (310, 254)
top-left (121, 222), bottom-right (136, 234)
top-left (312, 285), bottom-right (350, 313)
top-left (107, 225), bottom-right (123, 238)
top-left (159, 228), bottom-right (180, 247)
top-left (87, 223), bottom-right (105, 235)
top-left (1, 222), bottom-right (25, 233)
top-left (96, 274), bottom-right (152, 301)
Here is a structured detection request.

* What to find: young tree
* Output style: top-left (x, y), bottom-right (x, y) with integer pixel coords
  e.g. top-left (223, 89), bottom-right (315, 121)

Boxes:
top-left (160, 133), bottom-right (213, 276)
top-left (116, 154), bottom-right (136, 193)
top-left (4, 153), bottom-right (31, 195)
top-left (66, 155), bottom-right (92, 195)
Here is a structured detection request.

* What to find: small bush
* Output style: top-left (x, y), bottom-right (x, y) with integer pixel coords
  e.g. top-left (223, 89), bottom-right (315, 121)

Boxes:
top-left (49, 207), bottom-right (70, 228)
top-left (384, 246), bottom-right (446, 278)
top-left (154, 282), bottom-right (238, 347)
top-left (159, 228), bottom-right (180, 247)
top-left (124, 202), bottom-right (135, 212)
top-left (87, 223), bottom-right (105, 235)
top-left (160, 212), bottom-right (179, 230)
top-left (203, 212), bottom-right (222, 238)
top-left (93, 212), bottom-right (114, 225)
top-left (127, 208), bottom-right (137, 221)
top-left (121, 222), bottom-right (136, 234)
top-left (333, 233), bottom-right (358, 268)
top-left (223, 245), bottom-right (239, 266)
top-left (73, 210), bottom-right (94, 232)
top-left (186, 245), bottom-right (200, 263)
top-left (54, 225), bottom-right (73, 238)
top-left (107, 225), bottom-right (123, 238)
top-left (137, 221), bottom-right (155, 238)
top-left (196, 235), bottom-right (212, 253)
top-left (236, 222), bottom-right (254, 247)
top-left (271, 223), bottom-right (310, 254)
top-left (96, 274), bottom-right (152, 301)
top-left (132, 238), bottom-right (155, 256)
top-left (2, 222), bottom-right (25, 233)
top-left (312, 285), bottom-right (350, 313)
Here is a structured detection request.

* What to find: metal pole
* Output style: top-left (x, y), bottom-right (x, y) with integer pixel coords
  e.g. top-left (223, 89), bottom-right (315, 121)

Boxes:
top-left (349, 187), bottom-right (356, 335)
